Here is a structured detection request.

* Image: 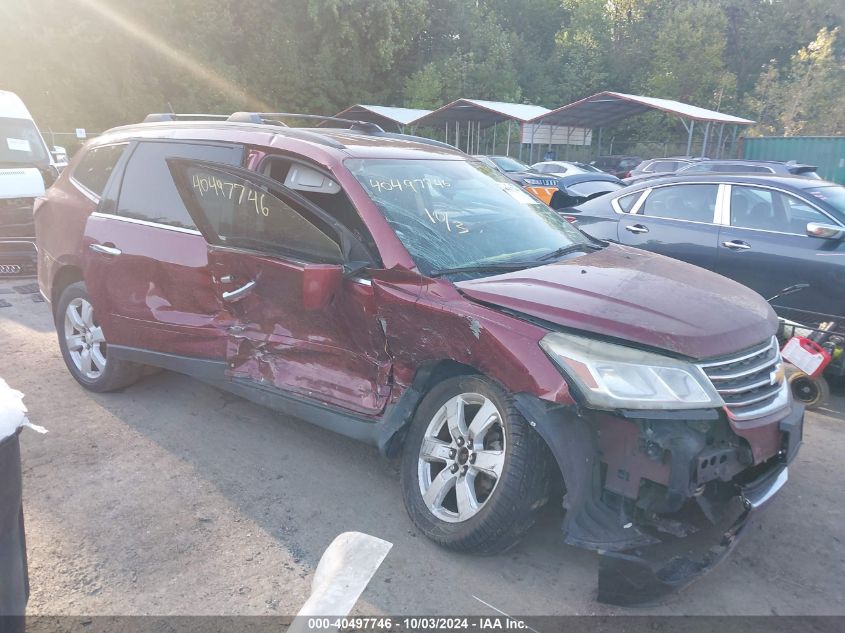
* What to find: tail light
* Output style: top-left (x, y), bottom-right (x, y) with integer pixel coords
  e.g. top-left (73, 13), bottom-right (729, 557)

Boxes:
top-left (562, 215), bottom-right (578, 224)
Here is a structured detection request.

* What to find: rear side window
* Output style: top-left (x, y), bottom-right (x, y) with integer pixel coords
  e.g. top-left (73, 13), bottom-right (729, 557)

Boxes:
top-left (615, 192), bottom-right (642, 213)
top-left (639, 184), bottom-right (719, 223)
top-left (72, 144), bottom-right (127, 197)
top-left (117, 142), bottom-right (243, 229)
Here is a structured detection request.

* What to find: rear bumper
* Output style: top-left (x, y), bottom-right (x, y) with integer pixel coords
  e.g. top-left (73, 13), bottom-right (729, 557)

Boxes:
top-left (513, 394), bottom-right (804, 606)
top-left (0, 240), bottom-right (37, 276)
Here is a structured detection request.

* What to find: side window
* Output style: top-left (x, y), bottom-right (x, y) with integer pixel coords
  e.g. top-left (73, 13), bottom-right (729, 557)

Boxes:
top-left (173, 162), bottom-right (343, 264)
top-left (731, 186), bottom-right (831, 233)
top-left (117, 142), bottom-right (243, 229)
top-left (615, 192), bottom-right (642, 213)
top-left (72, 144), bottom-right (127, 197)
top-left (639, 184), bottom-right (719, 223)
top-left (649, 161), bottom-right (680, 172)
top-left (263, 156), bottom-right (378, 258)
top-left (782, 194), bottom-right (830, 232)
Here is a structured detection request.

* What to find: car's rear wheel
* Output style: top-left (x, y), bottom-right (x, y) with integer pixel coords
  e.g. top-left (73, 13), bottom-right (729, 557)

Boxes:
top-left (56, 282), bottom-right (142, 392)
top-left (400, 375), bottom-right (551, 554)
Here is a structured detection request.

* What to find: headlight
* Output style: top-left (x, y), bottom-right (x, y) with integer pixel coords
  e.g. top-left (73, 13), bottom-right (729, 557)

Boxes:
top-left (540, 332), bottom-right (724, 410)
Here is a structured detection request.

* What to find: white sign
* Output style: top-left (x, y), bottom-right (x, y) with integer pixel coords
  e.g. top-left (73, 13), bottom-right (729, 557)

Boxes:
top-left (6, 138), bottom-right (31, 153)
top-left (520, 124), bottom-right (592, 146)
top-left (75, 128), bottom-right (87, 139)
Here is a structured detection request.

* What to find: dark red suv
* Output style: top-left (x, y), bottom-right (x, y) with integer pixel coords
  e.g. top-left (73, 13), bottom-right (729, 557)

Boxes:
top-left (34, 113), bottom-right (803, 604)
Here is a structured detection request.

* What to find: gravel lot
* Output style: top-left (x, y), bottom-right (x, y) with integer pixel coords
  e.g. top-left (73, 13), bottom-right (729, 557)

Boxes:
top-left (2, 278), bottom-right (844, 617)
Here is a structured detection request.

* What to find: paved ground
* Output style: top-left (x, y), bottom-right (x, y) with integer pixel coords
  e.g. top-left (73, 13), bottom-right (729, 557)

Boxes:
top-left (1, 278), bottom-right (844, 617)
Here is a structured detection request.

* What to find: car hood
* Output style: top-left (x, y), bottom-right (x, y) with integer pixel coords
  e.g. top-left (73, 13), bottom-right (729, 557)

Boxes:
top-left (0, 167), bottom-right (45, 199)
top-left (456, 244), bottom-right (778, 359)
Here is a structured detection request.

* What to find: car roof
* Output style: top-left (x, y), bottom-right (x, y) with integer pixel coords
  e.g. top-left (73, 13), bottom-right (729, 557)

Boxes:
top-left (625, 173), bottom-right (830, 190)
top-left (90, 120), bottom-right (464, 161)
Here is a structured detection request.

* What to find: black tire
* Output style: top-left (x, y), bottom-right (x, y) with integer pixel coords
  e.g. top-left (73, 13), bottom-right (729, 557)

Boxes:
top-left (787, 368), bottom-right (829, 409)
top-left (55, 281), bottom-right (143, 392)
top-left (400, 375), bottom-right (551, 554)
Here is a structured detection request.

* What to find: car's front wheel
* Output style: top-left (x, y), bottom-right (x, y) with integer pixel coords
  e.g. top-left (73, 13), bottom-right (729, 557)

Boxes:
top-left (56, 281), bottom-right (142, 392)
top-left (400, 375), bottom-right (551, 554)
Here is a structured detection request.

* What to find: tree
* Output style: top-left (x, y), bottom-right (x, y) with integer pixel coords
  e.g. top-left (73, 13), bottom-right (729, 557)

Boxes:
top-left (748, 27), bottom-right (845, 136)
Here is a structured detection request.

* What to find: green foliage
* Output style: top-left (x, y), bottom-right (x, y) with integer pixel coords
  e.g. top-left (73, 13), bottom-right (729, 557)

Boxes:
top-left (748, 27), bottom-right (845, 136)
top-left (0, 0), bottom-right (841, 142)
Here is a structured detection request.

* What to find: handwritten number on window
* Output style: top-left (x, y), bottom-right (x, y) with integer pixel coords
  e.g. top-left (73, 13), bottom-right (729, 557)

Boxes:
top-left (192, 172), bottom-right (269, 216)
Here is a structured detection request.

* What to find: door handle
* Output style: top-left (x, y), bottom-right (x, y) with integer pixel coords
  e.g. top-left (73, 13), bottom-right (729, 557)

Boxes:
top-left (221, 279), bottom-right (256, 302)
top-left (722, 240), bottom-right (751, 251)
top-left (89, 243), bottom-right (122, 256)
top-left (625, 224), bottom-right (649, 234)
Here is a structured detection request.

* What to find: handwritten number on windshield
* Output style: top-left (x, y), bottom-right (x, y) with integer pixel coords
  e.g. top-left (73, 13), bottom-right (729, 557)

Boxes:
top-left (424, 208), bottom-right (469, 234)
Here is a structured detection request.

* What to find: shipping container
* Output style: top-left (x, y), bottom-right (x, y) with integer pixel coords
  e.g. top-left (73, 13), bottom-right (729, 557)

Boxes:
top-left (742, 136), bottom-right (845, 184)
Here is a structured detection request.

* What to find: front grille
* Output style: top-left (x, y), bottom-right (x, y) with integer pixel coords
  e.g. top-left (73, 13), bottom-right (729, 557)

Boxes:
top-left (698, 337), bottom-right (787, 420)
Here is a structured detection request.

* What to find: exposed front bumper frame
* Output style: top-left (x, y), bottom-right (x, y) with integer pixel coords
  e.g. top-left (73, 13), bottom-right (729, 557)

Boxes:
top-left (513, 394), bottom-right (804, 606)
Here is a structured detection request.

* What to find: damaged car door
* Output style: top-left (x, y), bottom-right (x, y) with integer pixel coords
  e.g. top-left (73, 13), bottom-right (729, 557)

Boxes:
top-left (168, 158), bottom-right (392, 416)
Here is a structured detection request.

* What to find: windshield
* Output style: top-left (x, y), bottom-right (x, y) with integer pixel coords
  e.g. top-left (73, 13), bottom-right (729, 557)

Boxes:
top-left (0, 117), bottom-right (49, 167)
top-left (490, 156), bottom-right (532, 173)
top-left (806, 186), bottom-right (845, 215)
top-left (348, 158), bottom-right (590, 276)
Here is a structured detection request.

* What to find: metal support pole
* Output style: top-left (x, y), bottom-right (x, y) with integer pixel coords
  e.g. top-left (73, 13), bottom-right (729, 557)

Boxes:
top-left (444, 122), bottom-right (448, 145)
top-left (716, 123), bottom-right (725, 158)
top-left (478, 122), bottom-right (482, 154)
top-left (597, 127), bottom-right (602, 157)
top-left (492, 124), bottom-right (497, 155)
top-left (529, 123), bottom-right (536, 164)
top-left (686, 120), bottom-right (695, 156)
top-left (702, 121), bottom-right (711, 157)
top-left (506, 121), bottom-right (511, 156)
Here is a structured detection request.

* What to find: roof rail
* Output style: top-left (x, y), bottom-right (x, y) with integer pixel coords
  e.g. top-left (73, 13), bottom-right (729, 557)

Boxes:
top-left (228, 112), bottom-right (383, 133)
top-left (143, 113), bottom-right (230, 123)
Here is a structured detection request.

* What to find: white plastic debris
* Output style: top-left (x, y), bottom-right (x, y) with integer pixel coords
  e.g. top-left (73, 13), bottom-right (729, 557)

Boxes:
top-left (288, 531), bottom-right (392, 633)
top-left (0, 378), bottom-right (47, 440)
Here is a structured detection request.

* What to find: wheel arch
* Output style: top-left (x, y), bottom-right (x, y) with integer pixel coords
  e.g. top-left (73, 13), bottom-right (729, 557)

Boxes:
top-left (51, 265), bottom-right (84, 318)
top-left (378, 359), bottom-right (483, 458)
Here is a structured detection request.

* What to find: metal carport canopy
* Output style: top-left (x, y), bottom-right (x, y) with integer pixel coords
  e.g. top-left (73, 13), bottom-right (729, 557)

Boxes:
top-left (412, 98), bottom-right (551, 128)
top-left (331, 104), bottom-right (433, 130)
top-left (529, 91), bottom-right (754, 127)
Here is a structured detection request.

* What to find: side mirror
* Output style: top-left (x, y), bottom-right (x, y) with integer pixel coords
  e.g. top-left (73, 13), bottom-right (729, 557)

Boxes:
top-left (806, 222), bottom-right (845, 240)
top-left (302, 263), bottom-right (343, 311)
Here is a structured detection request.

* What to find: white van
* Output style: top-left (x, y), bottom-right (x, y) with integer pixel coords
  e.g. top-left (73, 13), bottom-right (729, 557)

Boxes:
top-left (0, 90), bottom-right (64, 276)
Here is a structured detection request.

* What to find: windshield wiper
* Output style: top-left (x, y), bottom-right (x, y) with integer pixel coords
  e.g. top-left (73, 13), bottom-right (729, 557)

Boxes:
top-left (429, 262), bottom-right (537, 278)
top-left (537, 243), bottom-right (601, 261)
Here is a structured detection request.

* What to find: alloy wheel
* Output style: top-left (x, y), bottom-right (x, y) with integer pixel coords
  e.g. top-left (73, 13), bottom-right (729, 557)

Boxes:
top-left (417, 393), bottom-right (506, 523)
top-left (64, 297), bottom-right (107, 380)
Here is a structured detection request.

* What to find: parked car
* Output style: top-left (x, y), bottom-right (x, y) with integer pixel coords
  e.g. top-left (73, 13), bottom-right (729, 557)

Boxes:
top-left (547, 173), bottom-right (625, 211)
top-left (571, 174), bottom-right (845, 320)
top-left (0, 90), bottom-right (66, 276)
top-left (531, 160), bottom-right (602, 176)
top-left (589, 155), bottom-right (642, 178)
top-left (474, 154), bottom-right (561, 204)
top-left (677, 159), bottom-right (820, 179)
top-left (623, 156), bottom-right (707, 185)
top-left (35, 114), bottom-right (803, 604)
